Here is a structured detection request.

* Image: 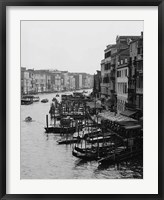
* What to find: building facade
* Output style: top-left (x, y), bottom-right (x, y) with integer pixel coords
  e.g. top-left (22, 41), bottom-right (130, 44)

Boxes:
top-left (93, 70), bottom-right (101, 98)
top-left (116, 48), bottom-right (130, 113)
top-left (21, 68), bottom-right (93, 94)
top-left (100, 34), bottom-right (143, 115)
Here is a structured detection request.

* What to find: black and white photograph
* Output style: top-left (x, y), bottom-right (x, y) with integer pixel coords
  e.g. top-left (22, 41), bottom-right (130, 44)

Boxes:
top-left (21, 20), bottom-right (143, 179)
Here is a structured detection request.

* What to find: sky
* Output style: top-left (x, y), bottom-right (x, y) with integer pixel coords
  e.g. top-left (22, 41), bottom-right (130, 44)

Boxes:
top-left (21, 21), bottom-right (143, 75)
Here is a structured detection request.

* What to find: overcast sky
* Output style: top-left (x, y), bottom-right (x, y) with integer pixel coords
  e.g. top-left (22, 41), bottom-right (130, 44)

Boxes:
top-left (21, 21), bottom-right (143, 74)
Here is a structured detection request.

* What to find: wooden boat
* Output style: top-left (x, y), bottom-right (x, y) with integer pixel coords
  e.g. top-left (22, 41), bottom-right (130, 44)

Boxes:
top-left (22, 95), bottom-right (40, 102)
top-left (41, 99), bottom-right (49, 103)
top-left (72, 144), bottom-right (116, 161)
top-left (44, 116), bottom-right (82, 134)
top-left (57, 137), bottom-right (81, 145)
top-left (45, 126), bottom-right (76, 134)
top-left (21, 99), bottom-right (33, 105)
top-left (98, 147), bottom-right (143, 166)
top-left (87, 135), bottom-right (112, 144)
top-left (32, 96), bottom-right (40, 102)
top-left (25, 116), bottom-right (32, 122)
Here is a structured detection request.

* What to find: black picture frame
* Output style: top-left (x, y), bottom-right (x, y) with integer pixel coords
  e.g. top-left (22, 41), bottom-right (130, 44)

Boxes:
top-left (0, 0), bottom-right (163, 199)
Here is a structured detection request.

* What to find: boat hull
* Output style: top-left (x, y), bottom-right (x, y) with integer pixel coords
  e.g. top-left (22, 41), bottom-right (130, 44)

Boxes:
top-left (21, 100), bottom-right (33, 105)
top-left (57, 138), bottom-right (81, 145)
top-left (44, 126), bottom-right (76, 134)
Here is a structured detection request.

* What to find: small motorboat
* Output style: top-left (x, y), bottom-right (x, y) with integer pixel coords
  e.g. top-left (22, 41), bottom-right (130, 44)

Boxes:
top-left (25, 116), bottom-right (32, 122)
top-left (41, 99), bottom-right (49, 103)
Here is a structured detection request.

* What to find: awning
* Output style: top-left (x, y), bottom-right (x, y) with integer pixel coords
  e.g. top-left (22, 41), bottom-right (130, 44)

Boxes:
top-left (124, 124), bottom-right (141, 130)
top-left (120, 110), bottom-right (138, 117)
top-left (98, 111), bottom-right (137, 122)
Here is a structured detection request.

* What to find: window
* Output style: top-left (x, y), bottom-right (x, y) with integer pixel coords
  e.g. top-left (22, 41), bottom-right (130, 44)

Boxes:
top-left (125, 58), bottom-right (128, 63)
top-left (105, 51), bottom-right (111, 58)
top-left (125, 69), bottom-right (127, 77)
top-left (117, 71), bottom-right (121, 77)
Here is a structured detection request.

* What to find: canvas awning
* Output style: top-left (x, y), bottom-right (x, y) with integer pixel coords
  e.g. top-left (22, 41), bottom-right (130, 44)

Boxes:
top-left (98, 111), bottom-right (137, 122)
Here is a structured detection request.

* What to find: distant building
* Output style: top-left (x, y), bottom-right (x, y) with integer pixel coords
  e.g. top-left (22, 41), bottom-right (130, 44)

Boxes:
top-left (69, 75), bottom-right (75, 90)
top-left (63, 72), bottom-right (69, 91)
top-left (74, 74), bottom-right (81, 90)
top-left (21, 67), bottom-right (26, 95)
top-left (34, 70), bottom-right (51, 93)
top-left (100, 44), bottom-right (117, 98)
top-left (21, 68), bottom-right (93, 94)
top-left (27, 69), bottom-right (37, 93)
top-left (50, 71), bottom-right (62, 92)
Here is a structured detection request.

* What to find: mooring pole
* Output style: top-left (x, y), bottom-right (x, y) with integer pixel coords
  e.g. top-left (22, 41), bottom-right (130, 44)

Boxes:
top-left (46, 115), bottom-right (49, 129)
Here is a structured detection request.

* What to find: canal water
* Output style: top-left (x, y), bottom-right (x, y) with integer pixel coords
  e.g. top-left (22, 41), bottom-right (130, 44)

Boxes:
top-left (21, 91), bottom-right (143, 179)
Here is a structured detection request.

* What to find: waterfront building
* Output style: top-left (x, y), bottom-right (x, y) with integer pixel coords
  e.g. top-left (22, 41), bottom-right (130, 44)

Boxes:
top-left (100, 44), bottom-right (117, 98)
top-left (81, 73), bottom-right (87, 88)
top-left (100, 44), bottom-right (117, 111)
top-left (93, 70), bottom-right (101, 98)
top-left (136, 34), bottom-right (143, 111)
top-left (100, 59), bottom-right (106, 96)
top-left (115, 35), bottom-right (141, 114)
top-left (116, 48), bottom-right (130, 113)
top-left (21, 67), bottom-right (93, 93)
top-left (21, 67), bottom-right (36, 95)
top-left (127, 32), bottom-right (143, 113)
top-left (50, 71), bottom-right (62, 92)
top-left (27, 69), bottom-right (37, 94)
top-left (63, 72), bottom-right (69, 91)
top-left (69, 75), bottom-right (75, 90)
top-left (86, 74), bottom-right (94, 89)
top-left (34, 70), bottom-right (51, 93)
top-left (74, 74), bottom-right (82, 90)
top-left (21, 67), bottom-right (26, 95)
